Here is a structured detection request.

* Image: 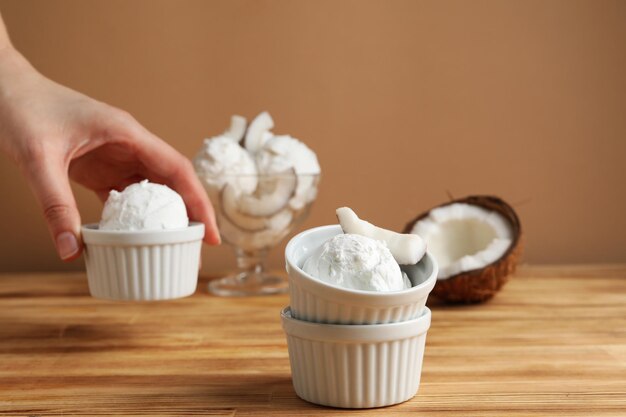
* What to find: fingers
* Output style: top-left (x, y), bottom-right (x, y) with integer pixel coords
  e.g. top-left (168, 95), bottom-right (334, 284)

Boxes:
top-left (150, 154), bottom-right (221, 246)
top-left (108, 112), bottom-right (221, 245)
top-left (25, 156), bottom-right (82, 261)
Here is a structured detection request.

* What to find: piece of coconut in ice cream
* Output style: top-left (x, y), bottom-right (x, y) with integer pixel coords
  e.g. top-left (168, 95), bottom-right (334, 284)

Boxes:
top-left (222, 115), bottom-right (248, 141)
top-left (243, 111), bottom-right (274, 153)
top-left (303, 233), bottom-right (411, 292)
top-left (256, 135), bottom-right (321, 210)
top-left (99, 180), bottom-right (189, 231)
top-left (336, 207), bottom-right (426, 265)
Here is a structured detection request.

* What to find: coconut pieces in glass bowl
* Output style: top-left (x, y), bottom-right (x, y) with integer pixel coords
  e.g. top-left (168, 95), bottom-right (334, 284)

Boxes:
top-left (193, 112), bottom-right (320, 251)
top-left (404, 195), bottom-right (522, 304)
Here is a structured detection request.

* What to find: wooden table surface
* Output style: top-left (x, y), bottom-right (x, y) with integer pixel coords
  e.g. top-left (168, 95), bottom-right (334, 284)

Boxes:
top-left (0, 265), bottom-right (625, 416)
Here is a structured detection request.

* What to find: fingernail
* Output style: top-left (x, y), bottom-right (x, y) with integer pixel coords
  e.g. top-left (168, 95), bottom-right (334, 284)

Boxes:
top-left (56, 231), bottom-right (79, 260)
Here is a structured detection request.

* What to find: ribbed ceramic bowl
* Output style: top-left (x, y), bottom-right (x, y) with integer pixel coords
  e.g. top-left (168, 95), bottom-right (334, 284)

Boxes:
top-left (285, 225), bottom-right (437, 324)
top-left (82, 222), bottom-right (204, 301)
top-left (282, 306), bottom-right (431, 408)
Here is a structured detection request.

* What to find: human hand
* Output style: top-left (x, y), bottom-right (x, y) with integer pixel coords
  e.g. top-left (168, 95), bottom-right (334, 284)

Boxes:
top-left (0, 46), bottom-right (220, 261)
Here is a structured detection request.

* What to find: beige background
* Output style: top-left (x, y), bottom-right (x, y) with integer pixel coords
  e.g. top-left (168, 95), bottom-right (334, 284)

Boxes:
top-left (0, 0), bottom-right (624, 274)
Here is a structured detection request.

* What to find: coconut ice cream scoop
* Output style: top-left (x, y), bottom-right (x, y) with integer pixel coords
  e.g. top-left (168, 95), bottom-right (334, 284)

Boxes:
top-left (99, 180), bottom-right (188, 231)
top-left (193, 135), bottom-right (258, 194)
top-left (256, 135), bottom-right (320, 175)
top-left (303, 234), bottom-right (411, 292)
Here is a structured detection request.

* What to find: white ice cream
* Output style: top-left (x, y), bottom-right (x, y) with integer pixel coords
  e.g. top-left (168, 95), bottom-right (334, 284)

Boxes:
top-left (256, 135), bottom-right (321, 209)
top-left (193, 112), bottom-right (321, 251)
top-left (99, 180), bottom-right (188, 231)
top-left (303, 234), bottom-right (411, 292)
top-left (256, 135), bottom-right (320, 174)
top-left (193, 135), bottom-right (258, 193)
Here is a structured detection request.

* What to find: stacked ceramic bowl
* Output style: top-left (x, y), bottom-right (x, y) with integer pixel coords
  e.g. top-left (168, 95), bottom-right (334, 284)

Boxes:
top-left (282, 225), bottom-right (438, 408)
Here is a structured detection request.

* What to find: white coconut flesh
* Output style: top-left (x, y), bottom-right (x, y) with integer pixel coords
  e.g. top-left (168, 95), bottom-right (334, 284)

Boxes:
top-left (218, 208), bottom-right (293, 250)
top-left (222, 115), bottom-right (247, 141)
top-left (238, 171), bottom-right (297, 216)
top-left (244, 111), bottom-right (274, 153)
top-left (337, 207), bottom-right (426, 265)
top-left (410, 203), bottom-right (513, 280)
top-left (220, 181), bottom-right (296, 232)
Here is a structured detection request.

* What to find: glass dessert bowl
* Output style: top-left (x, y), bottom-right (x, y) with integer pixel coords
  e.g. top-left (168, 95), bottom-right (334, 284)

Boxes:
top-left (200, 172), bottom-right (320, 296)
top-left (194, 111), bottom-right (321, 295)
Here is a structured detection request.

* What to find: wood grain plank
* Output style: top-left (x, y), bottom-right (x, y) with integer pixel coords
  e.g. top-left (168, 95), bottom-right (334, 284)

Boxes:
top-left (0, 265), bottom-right (625, 415)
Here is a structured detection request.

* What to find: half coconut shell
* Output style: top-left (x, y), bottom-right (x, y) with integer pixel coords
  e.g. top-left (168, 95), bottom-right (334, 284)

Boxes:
top-left (403, 195), bottom-right (522, 304)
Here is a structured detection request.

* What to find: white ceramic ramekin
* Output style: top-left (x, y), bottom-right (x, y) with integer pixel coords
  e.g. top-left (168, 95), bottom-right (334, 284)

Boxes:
top-left (282, 306), bottom-right (431, 408)
top-left (81, 222), bottom-right (204, 301)
top-left (285, 225), bottom-right (438, 324)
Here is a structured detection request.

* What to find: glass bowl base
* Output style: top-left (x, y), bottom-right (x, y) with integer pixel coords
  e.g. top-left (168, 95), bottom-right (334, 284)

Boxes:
top-left (207, 272), bottom-right (288, 297)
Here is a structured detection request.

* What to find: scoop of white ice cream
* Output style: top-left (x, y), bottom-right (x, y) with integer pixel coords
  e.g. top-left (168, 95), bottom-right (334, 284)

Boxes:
top-left (193, 135), bottom-right (258, 193)
top-left (99, 180), bottom-right (188, 231)
top-left (256, 135), bottom-right (320, 209)
top-left (257, 134), bottom-right (320, 175)
top-left (303, 234), bottom-right (411, 292)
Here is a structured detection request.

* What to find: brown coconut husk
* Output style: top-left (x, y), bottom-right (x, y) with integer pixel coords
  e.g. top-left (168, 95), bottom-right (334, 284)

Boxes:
top-left (403, 195), bottom-right (523, 304)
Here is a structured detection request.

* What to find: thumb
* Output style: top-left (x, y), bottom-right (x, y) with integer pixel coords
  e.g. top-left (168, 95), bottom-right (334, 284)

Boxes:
top-left (26, 160), bottom-right (82, 261)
